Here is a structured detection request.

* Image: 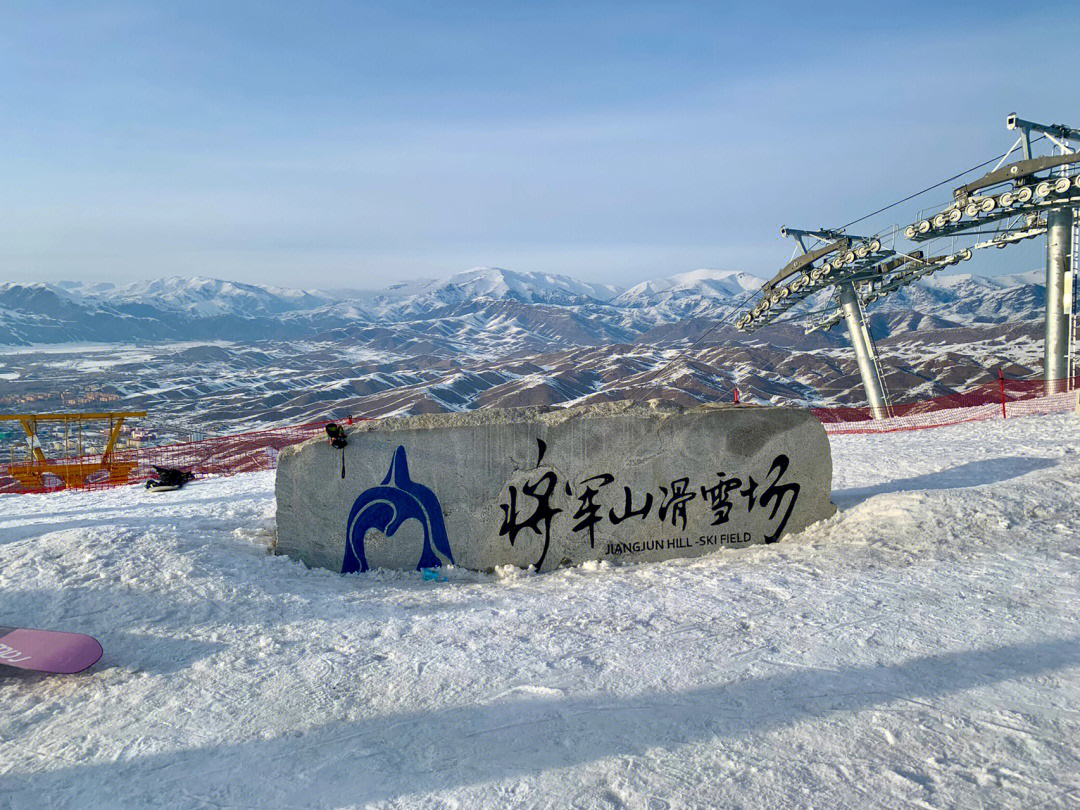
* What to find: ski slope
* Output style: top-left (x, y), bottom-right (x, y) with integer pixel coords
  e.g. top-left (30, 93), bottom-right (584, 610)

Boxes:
top-left (1, 412), bottom-right (1079, 808)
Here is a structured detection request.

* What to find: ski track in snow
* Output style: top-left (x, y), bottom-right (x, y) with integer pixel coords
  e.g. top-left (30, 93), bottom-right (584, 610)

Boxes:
top-left (1, 412), bottom-right (1079, 808)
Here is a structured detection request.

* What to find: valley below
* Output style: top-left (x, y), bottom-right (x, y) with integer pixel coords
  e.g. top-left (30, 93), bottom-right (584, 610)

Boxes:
top-left (0, 267), bottom-right (1050, 447)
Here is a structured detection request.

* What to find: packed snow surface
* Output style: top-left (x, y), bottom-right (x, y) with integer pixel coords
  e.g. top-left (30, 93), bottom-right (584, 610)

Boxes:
top-left (2, 412), bottom-right (1079, 808)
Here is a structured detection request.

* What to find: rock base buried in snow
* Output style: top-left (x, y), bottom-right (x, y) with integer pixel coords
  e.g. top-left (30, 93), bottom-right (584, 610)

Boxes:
top-left (275, 400), bottom-right (835, 573)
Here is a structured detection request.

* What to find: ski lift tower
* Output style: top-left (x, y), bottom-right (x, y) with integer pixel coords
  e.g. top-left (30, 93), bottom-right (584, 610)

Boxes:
top-left (902, 113), bottom-right (1080, 393)
top-left (735, 227), bottom-right (972, 418)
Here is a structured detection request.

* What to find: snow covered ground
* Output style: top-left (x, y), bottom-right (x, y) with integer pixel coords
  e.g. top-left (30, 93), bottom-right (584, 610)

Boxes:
top-left (2, 412), bottom-right (1079, 809)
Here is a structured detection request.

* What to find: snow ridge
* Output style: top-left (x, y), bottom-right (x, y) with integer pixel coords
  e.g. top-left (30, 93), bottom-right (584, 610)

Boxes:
top-left (0, 267), bottom-right (1047, 346)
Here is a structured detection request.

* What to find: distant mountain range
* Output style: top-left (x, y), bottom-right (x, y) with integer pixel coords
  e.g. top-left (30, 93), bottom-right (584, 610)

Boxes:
top-left (0, 266), bottom-right (1047, 350)
top-left (0, 266), bottom-right (1049, 435)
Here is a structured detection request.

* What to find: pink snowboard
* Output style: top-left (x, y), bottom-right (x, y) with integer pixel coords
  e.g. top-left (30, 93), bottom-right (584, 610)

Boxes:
top-left (0, 626), bottom-right (103, 674)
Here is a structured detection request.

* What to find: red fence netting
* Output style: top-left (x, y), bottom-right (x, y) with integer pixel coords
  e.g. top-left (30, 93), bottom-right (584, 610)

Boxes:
top-left (0, 419), bottom-right (341, 495)
top-left (2, 376), bottom-right (1077, 494)
top-left (814, 375), bottom-right (1080, 434)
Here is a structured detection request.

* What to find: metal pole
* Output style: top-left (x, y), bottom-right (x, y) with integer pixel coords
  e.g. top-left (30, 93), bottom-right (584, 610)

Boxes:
top-left (999, 368), bottom-right (1007, 419)
top-left (1045, 207), bottom-right (1072, 393)
top-left (838, 281), bottom-right (889, 419)
top-left (1068, 212), bottom-right (1077, 390)
top-left (1019, 127), bottom-right (1032, 160)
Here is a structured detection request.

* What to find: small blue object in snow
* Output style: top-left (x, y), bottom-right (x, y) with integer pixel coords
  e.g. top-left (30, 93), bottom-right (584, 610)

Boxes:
top-left (422, 568), bottom-right (446, 582)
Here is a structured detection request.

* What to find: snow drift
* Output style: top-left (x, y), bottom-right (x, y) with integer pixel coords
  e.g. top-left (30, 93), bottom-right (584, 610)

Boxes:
top-left (1, 411), bottom-right (1079, 807)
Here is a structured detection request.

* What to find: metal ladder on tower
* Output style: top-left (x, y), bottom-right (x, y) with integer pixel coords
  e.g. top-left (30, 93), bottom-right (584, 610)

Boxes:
top-left (861, 295), bottom-right (893, 418)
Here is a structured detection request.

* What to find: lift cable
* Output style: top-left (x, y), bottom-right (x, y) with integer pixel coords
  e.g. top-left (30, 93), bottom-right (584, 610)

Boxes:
top-left (837, 134), bottom-right (1047, 232)
top-left (628, 136), bottom-right (1054, 405)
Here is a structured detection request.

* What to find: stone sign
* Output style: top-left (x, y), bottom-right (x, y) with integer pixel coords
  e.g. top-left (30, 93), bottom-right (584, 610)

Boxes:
top-left (275, 400), bottom-right (835, 574)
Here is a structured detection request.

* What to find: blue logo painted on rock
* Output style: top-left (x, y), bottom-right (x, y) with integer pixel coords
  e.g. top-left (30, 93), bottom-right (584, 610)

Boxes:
top-left (343, 445), bottom-right (455, 574)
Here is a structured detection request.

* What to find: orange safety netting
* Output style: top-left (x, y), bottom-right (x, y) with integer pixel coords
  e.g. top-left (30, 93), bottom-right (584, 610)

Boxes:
top-left (2, 376), bottom-right (1077, 494)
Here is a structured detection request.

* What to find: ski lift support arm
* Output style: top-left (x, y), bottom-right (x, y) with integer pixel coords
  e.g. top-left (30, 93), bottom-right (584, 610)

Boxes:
top-left (1007, 113), bottom-right (1079, 159)
top-left (954, 152), bottom-right (1080, 198)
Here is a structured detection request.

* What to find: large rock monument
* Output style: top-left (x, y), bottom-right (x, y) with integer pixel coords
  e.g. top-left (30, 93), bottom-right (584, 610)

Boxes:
top-left (275, 401), bottom-right (835, 574)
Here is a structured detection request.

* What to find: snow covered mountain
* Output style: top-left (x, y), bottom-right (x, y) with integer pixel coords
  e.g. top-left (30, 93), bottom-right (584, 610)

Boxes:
top-left (615, 268), bottom-right (764, 307)
top-left (610, 269), bottom-right (768, 325)
top-left (57, 277), bottom-right (337, 317)
top-left (869, 271), bottom-right (1046, 326)
top-left (328, 267), bottom-right (625, 323)
top-left (0, 265), bottom-right (1051, 437)
top-left (0, 281), bottom-right (333, 344)
top-left (389, 266), bottom-right (623, 307)
top-left (0, 266), bottom-right (1046, 349)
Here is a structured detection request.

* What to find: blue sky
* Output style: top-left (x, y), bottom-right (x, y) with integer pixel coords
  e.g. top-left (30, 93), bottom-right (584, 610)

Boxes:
top-left (2, 1), bottom-right (1077, 288)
